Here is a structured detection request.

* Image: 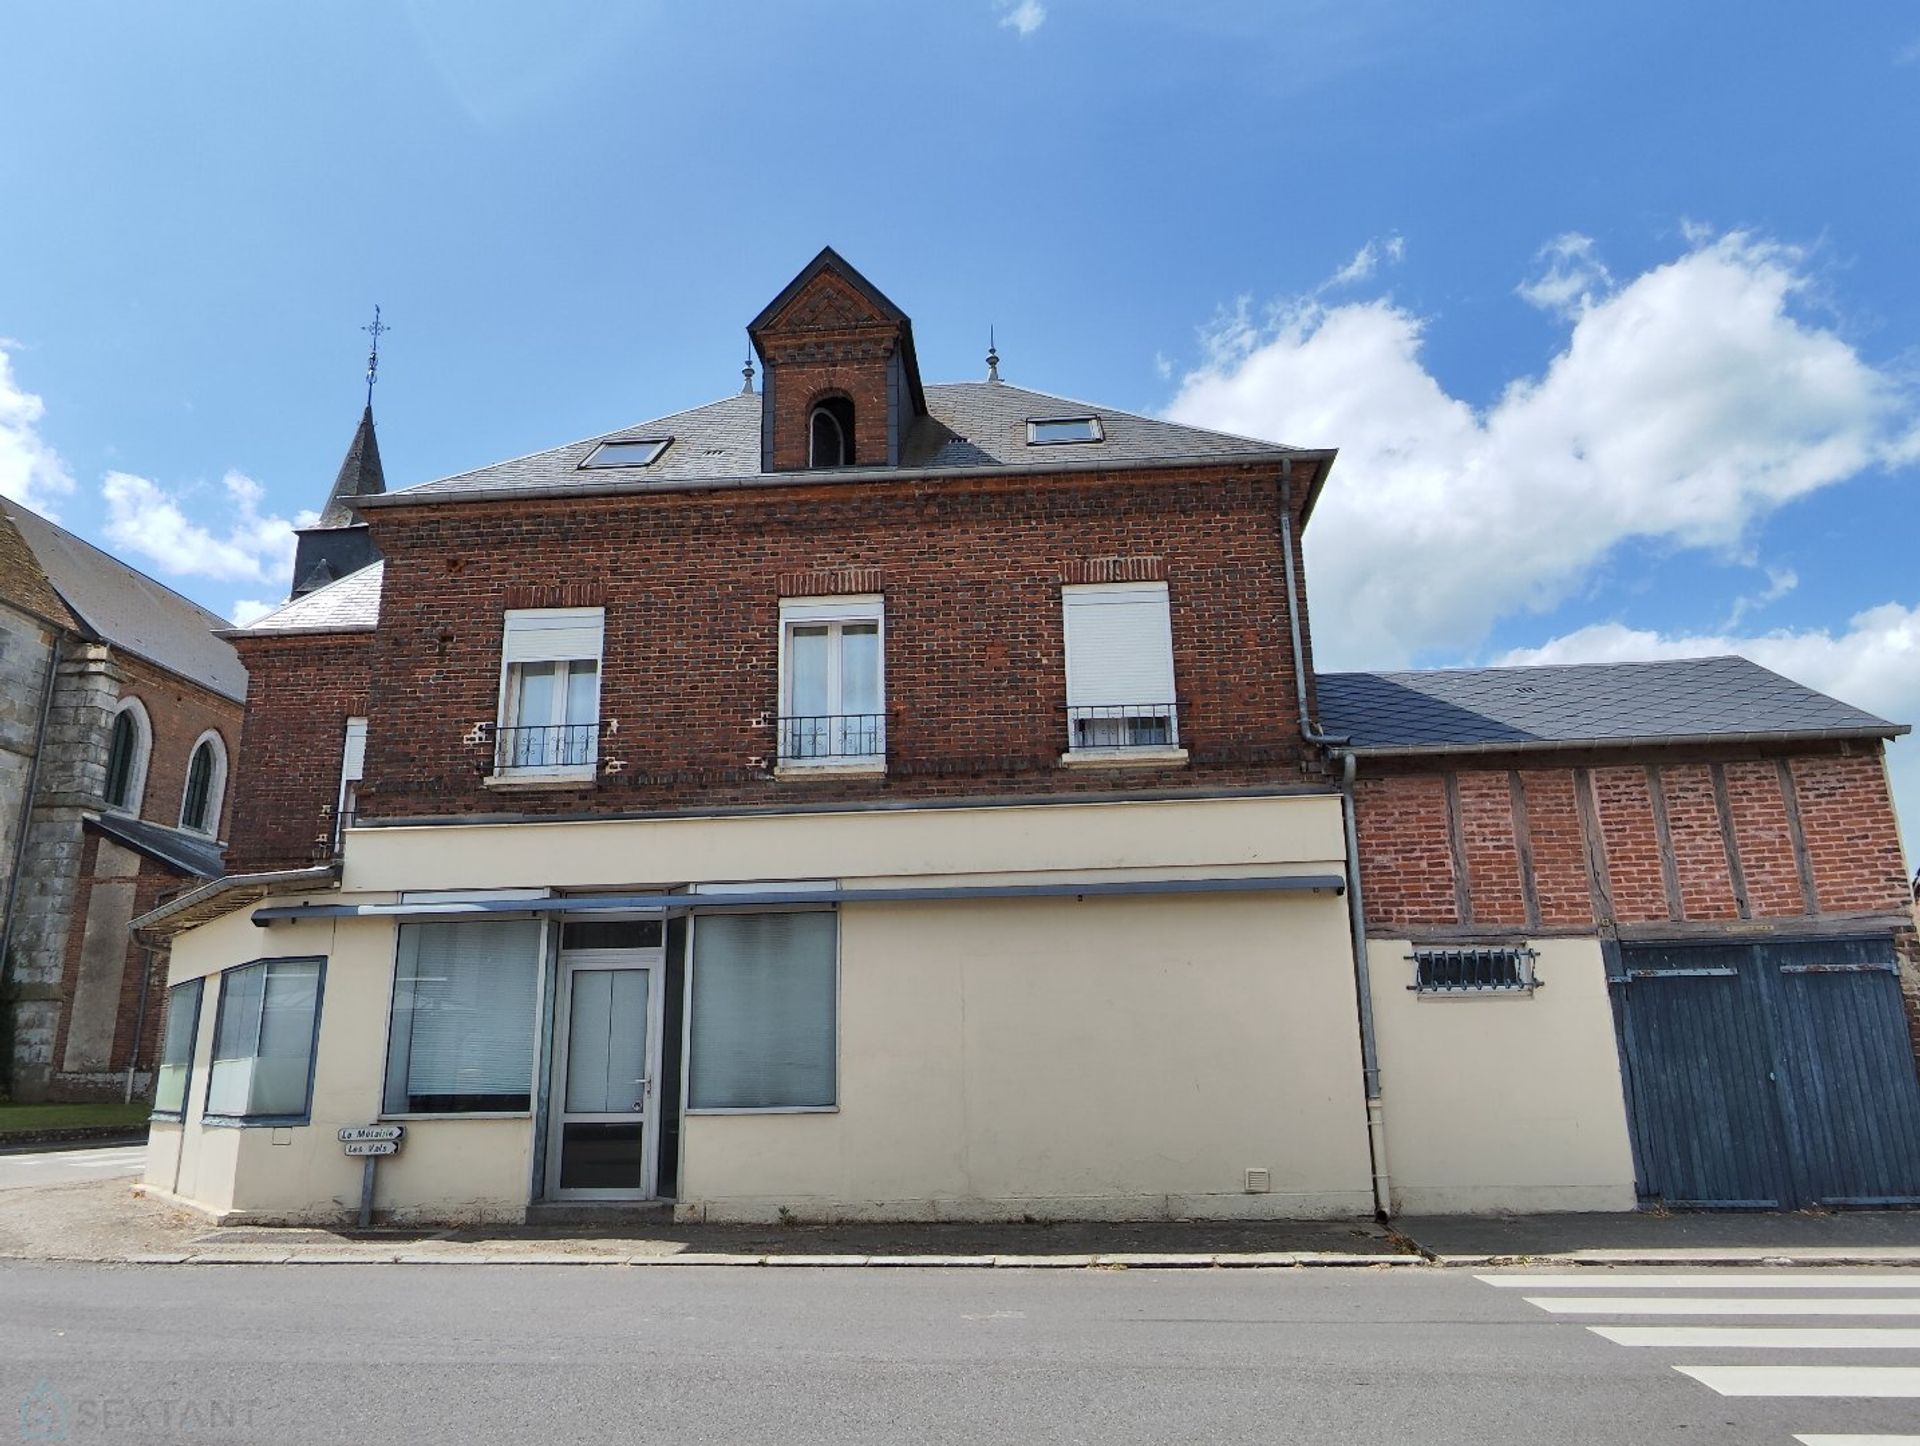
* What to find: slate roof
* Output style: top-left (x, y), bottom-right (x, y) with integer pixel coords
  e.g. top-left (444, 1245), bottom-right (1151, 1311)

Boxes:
top-left (1, 500), bottom-right (247, 701)
top-left (1317, 656), bottom-right (1908, 755)
top-left (314, 404), bottom-right (387, 527)
top-left (234, 561), bottom-right (383, 635)
top-left (368, 382), bottom-right (1309, 506)
top-left (87, 812), bottom-right (225, 879)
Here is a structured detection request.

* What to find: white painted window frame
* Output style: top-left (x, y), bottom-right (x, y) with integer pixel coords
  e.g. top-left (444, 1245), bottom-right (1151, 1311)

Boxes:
top-left (335, 716), bottom-right (367, 850)
top-left (491, 607), bottom-right (605, 783)
top-left (776, 594), bottom-right (886, 774)
top-left (178, 728), bottom-right (228, 836)
top-left (103, 696), bottom-right (152, 816)
top-left (1059, 581), bottom-right (1185, 765)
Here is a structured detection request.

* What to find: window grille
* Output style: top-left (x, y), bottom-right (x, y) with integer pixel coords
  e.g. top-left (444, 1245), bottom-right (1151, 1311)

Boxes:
top-left (1409, 946), bottom-right (1540, 994)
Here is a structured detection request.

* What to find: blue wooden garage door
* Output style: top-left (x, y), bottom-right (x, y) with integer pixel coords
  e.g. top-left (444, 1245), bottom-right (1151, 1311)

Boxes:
top-left (1614, 935), bottom-right (1920, 1209)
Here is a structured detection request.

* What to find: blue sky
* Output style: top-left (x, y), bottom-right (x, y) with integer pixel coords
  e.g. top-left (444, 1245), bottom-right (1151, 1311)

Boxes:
top-left (2, 2), bottom-right (1917, 851)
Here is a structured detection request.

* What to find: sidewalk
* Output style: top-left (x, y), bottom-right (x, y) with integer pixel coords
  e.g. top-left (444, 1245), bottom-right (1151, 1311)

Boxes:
top-left (4, 1178), bottom-right (1916, 1268)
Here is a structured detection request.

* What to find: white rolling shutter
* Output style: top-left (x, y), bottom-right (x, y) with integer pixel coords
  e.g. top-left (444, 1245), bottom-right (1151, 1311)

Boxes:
top-left (501, 608), bottom-right (604, 665)
top-left (1062, 584), bottom-right (1175, 708)
top-left (340, 717), bottom-right (368, 783)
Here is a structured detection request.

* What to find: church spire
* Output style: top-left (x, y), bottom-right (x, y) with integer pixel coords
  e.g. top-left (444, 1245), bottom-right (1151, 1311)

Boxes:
top-left (289, 312), bottom-right (392, 596)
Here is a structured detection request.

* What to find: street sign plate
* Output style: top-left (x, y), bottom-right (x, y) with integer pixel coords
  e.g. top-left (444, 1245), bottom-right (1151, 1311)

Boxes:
top-left (338, 1124), bottom-right (404, 1144)
top-left (343, 1140), bottom-right (398, 1157)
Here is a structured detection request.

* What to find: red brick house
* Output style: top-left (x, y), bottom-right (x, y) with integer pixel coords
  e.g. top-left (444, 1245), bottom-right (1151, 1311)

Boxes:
top-left (131, 249), bottom-right (1919, 1224)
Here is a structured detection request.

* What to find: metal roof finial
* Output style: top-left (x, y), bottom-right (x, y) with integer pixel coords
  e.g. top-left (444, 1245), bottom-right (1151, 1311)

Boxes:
top-left (986, 326), bottom-right (1000, 383)
top-left (361, 304), bottom-right (389, 410)
top-left (742, 348), bottom-right (756, 395)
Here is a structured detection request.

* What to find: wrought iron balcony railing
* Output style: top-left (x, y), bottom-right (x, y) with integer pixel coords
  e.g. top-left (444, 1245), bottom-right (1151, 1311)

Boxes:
top-left (494, 721), bottom-right (602, 773)
top-left (777, 713), bottom-right (886, 762)
top-left (1065, 703), bottom-right (1179, 751)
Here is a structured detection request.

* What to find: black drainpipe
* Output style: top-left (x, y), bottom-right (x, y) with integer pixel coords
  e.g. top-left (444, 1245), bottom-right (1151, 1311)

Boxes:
top-left (1278, 459), bottom-right (1391, 1219)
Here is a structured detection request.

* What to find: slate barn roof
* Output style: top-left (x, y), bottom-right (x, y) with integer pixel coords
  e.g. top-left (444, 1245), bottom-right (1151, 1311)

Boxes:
top-left (1, 499), bottom-right (247, 701)
top-left (363, 383), bottom-right (1316, 507)
top-left (1318, 656), bottom-right (1908, 756)
top-left (232, 561), bottom-right (384, 635)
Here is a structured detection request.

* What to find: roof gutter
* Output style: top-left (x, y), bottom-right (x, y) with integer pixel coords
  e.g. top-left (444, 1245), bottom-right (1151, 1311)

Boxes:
top-left (129, 864), bottom-right (339, 945)
top-left (355, 449), bottom-right (1339, 513)
top-left (1343, 724), bottom-right (1910, 758)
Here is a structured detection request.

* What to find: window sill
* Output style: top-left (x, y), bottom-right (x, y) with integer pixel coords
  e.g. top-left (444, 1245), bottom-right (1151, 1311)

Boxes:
top-left (773, 759), bottom-right (887, 779)
top-left (1058, 747), bottom-right (1189, 769)
top-left (1412, 987), bottom-right (1538, 1001)
top-left (199, 1114), bottom-right (312, 1129)
top-left (685, 1105), bottom-right (840, 1116)
top-left (379, 1111), bottom-right (533, 1122)
top-left (482, 769), bottom-right (597, 791)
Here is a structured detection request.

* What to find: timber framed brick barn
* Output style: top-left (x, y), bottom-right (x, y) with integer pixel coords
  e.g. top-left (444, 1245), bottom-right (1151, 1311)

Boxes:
top-left (132, 249), bottom-right (1920, 1226)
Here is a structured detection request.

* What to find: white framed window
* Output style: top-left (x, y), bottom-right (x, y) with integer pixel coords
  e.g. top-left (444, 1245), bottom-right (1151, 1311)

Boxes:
top-left (777, 595), bottom-right (884, 766)
top-left (1028, 415), bottom-right (1104, 445)
top-left (178, 730), bottom-right (228, 835)
top-left (334, 716), bottom-right (367, 849)
top-left (384, 919), bottom-right (544, 1116)
top-left (204, 958), bottom-right (323, 1123)
top-left (1061, 582), bottom-right (1179, 754)
top-left (496, 608), bottom-right (603, 776)
top-left (103, 697), bottom-right (151, 815)
top-left (151, 977), bottom-right (203, 1119)
top-left (686, 910), bottom-right (838, 1112)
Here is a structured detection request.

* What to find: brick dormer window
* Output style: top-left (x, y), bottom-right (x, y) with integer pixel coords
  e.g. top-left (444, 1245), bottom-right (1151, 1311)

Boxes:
top-left (808, 398), bottom-right (855, 468)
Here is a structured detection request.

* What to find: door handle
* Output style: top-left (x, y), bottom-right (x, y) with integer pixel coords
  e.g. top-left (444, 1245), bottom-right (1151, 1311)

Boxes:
top-left (632, 1077), bottom-right (652, 1109)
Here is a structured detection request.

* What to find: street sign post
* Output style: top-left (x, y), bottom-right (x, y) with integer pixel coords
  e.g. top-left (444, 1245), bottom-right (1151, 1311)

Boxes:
top-left (339, 1124), bottom-right (404, 1227)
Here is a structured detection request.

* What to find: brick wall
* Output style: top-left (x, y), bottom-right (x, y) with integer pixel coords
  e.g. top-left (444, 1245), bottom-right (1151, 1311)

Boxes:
top-left (47, 831), bottom-right (189, 1096)
top-left (226, 632), bottom-right (373, 873)
top-left (757, 268), bottom-right (903, 471)
top-left (316, 463), bottom-right (1320, 830)
top-left (113, 651), bottom-right (243, 840)
top-left (1355, 745), bottom-right (1910, 934)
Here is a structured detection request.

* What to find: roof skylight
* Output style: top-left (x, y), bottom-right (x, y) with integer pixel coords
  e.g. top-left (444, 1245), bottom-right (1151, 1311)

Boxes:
top-left (580, 438), bottom-right (672, 469)
top-left (1027, 416), bottom-right (1104, 445)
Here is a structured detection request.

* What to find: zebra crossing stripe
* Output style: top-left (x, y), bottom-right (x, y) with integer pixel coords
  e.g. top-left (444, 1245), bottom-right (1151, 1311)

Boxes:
top-left (1590, 1326), bottom-right (1920, 1349)
top-left (1793, 1436), bottom-right (1920, 1444)
top-left (1674, 1365), bottom-right (1920, 1398)
top-left (1481, 1273), bottom-right (1920, 1291)
top-left (1523, 1296), bottom-right (1920, 1316)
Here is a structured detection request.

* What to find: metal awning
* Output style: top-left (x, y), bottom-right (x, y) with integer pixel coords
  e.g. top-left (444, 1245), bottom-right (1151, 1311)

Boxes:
top-left (251, 873), bottom-right (1345, 924)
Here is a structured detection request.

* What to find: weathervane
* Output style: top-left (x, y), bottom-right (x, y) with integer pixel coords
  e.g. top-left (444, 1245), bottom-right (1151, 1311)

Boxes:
top-left (362, 305), bottom-right (389, 408)
top-left (986, 326), bottom-right (1001, 383)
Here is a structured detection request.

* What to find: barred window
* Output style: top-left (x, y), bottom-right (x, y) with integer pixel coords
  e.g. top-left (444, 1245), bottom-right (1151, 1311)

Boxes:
top-left (1410, 946), bottom-right (1539, 994)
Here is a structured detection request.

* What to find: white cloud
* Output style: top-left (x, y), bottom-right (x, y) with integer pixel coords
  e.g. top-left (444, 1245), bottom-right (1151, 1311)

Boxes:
top-left (0, 345), bottom-right (76, 516)
top-left (1516, 232), bottom-right (1613, 316)
top-left (1325, 234), bottom-right (1405, 290)
top-left (227, 598), bottom-right (280, 628)
top-left (998, 0), bottom-right (1046, 37)
top-left (1499, 606), bottom-right (1920, 859)
top-left (1166, 229), bottom-right (1920, 668)
top-left (101, 468), bottom-right (310, 586)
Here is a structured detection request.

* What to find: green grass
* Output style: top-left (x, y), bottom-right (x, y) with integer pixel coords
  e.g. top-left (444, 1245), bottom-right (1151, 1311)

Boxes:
top-left (0, 1101), bottom-right (152, 1136)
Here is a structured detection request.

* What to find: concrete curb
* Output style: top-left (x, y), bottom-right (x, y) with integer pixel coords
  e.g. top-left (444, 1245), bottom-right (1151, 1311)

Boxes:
top-left (13, 1249), bottom-right (1424, 1269)
top-left (1430, 1250), bottom-right (1920, 1268)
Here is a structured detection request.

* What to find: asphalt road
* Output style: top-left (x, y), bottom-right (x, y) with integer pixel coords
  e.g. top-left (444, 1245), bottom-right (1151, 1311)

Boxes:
top-left (0, 1144), bottom-right (146, 1191)
top-left (4, 1263), bottom-right (1919, 1444)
